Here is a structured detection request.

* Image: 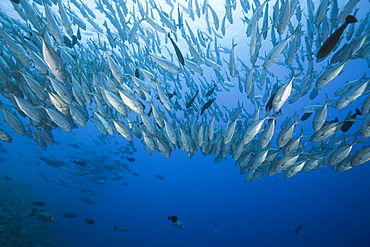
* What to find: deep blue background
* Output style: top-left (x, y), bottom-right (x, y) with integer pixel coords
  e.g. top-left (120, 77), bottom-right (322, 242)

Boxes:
top-left (1, 123), bottom-right (370, 247)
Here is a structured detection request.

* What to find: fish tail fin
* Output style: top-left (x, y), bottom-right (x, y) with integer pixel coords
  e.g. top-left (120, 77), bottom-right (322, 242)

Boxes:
top-left (114, 226), bottom-right (117, 231)
top-left (324, 93), bottom-right (335, 105)
top-left (232, 38), bottom-right (237, 48)
top-left (299, 127), bottom-right (310, 138)
top-left (294, 111), bottom-right (307, 125)
top-left (30, 26), bottom-right (47, 39)
top-left (292, 23), bottom-right (304, 36)
top-left (143, 47), bottom-right (150, 57)
top-left (345, 15), bottom-right (358, 24)
top-left (291, 69), bottom-right (302, 79)
top-left (29, 207), bottom-right (37, 217)
top-left (355, 108), bottom-right (362, 116)
top-left (353, 134), bottom-right (365, 145)
top-left (99, 42), bottom-right (107, 52)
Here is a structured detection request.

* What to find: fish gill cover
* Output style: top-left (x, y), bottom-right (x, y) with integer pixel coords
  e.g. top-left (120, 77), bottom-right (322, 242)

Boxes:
top-left (0, 0), bottom-right (369, 246)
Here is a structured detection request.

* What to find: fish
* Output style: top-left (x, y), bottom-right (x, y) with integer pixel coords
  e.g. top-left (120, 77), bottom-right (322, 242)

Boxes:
top-left (315, 62), bottom-right (348, 89)
top-left (312, 94), bottom-right (332, 131)
top-left (126, 157), bottom-right (135, 162)
top-left (73, 160), bottom-right (87, 166)
top-left (84, 218), bottom-right (95, 225)
top-left (335, 79), bottom-right (369, 110)
top-left (263, 31), bottom-right (301, 70)
top-left (272, 71), bottom-right (300, 112)
top-left (294, 225), bottom-right (302, 234)
top-left (168, 215), bottom-right (184, 229)
top-left (168, 33), bottom-right (185, 66)
top-left (168, 215), bottom-right (178, 224)
top-left (33, 28), bottom-right (67, 83)
top-left (81, 197), bottom-right (96, 205)
top-left (147, 53), bottom-right (181, 74)
top-left (0, 129), bottom-right (12, 143)
top-left (0, 0), bottom-right (369, 186)
top-left (114, 225), bottom-right (130, 232)
top-left (200, 98), bottom-right (216, 116)
top-left (351, 146), bottom-right (370, 167)
top-left (186, 90), bottom-right (199, 108)
top-left (341, 108), bottom-right (361, 133)
top-left (327, 136), bottom-right (362, 166)
top-left (300, 112), bottom-right (312, 121)
top-left (155, 174), bottom-right (164, 180)
top-left (205, 84), bottom-right (217, 97)
top-left (317, 15), bottom-right (358, 59)
top-left (229, 39), bottom-right (237, 77)
top-left (64, 213), bottom-right (78, 218)
top-left (29, 208), bottom-right (56, 223)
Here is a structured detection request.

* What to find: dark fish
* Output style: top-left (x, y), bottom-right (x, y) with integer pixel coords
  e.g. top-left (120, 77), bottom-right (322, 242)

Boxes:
top-left (135, 68), bottom-right (140, 78)
top-left (200, 98), bottom-right (216, 116)
top-left (72, 35), bottom-right (78, 45)
top-left (324, 117), bottom-right (339, 126)
top-left (122, 182), bottom-right (129, 186)
top-left (29, 208), bottom-right (56, 223)
top-left (84, 218), bottom-right (95, 225)
top-left (186, 90), bottom-right (199, 108)
top-left (266, 92), bottom-right (276, 112)
top-left (168, 33), bottom-right (185, 65)
top-left (309, 88), bottom-right (319, 100)
top-left (155, 174), bottom-right (164, 180)
top-left (126, 157), bottom-right (135, 162)
top-left (73, 160), bottom-right (87, 166)
top-left (77, 27), bottom-right (82, 40)
top-left (114, 224), bottom-right (130, 232)
top-left (166, 91), bottom-right (177, 99)
top-left (294, 225), bottom-right (302, 234)
top-left (205, 84), bottom-right (217, 97)
top-left (4, 176), bottom-right (11, 181)
top-left (168, 215), bottom-right (178, 226)
top-left (300, 112), bottom-right (312, 121)
top-left (32, 201), bottom-right (46, 207)
top-left (10, 0), bottom-right (20, 3)
top-left (317, 15), bottom-right (358, 59)
top-left (353, 205), bottom-right (361, 210)
top-left (64, 213), bottom-right (78, 218)
top-left (81, 197), bottom-right (96, 205)
top-left (63, 36), bottom-right (74, 48)
top-left (341, 108), bottom-right (361, 132)
top-left (148, 107), bottom-right (153, 117)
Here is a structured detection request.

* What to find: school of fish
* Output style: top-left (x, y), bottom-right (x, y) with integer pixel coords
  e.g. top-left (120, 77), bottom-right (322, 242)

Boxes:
top-left (0, 0), bottom-right (369, 184)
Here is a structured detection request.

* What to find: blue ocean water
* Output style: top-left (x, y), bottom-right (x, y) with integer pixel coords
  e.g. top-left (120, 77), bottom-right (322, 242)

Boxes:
top-left (1, 122), bottom-right (370, 247)
top-left (0, 0), bottom-right (370, 246)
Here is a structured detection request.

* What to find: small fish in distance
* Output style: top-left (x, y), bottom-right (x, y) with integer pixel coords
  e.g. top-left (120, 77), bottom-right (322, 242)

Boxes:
top-left (295, 225), bottom-right (302, 234)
